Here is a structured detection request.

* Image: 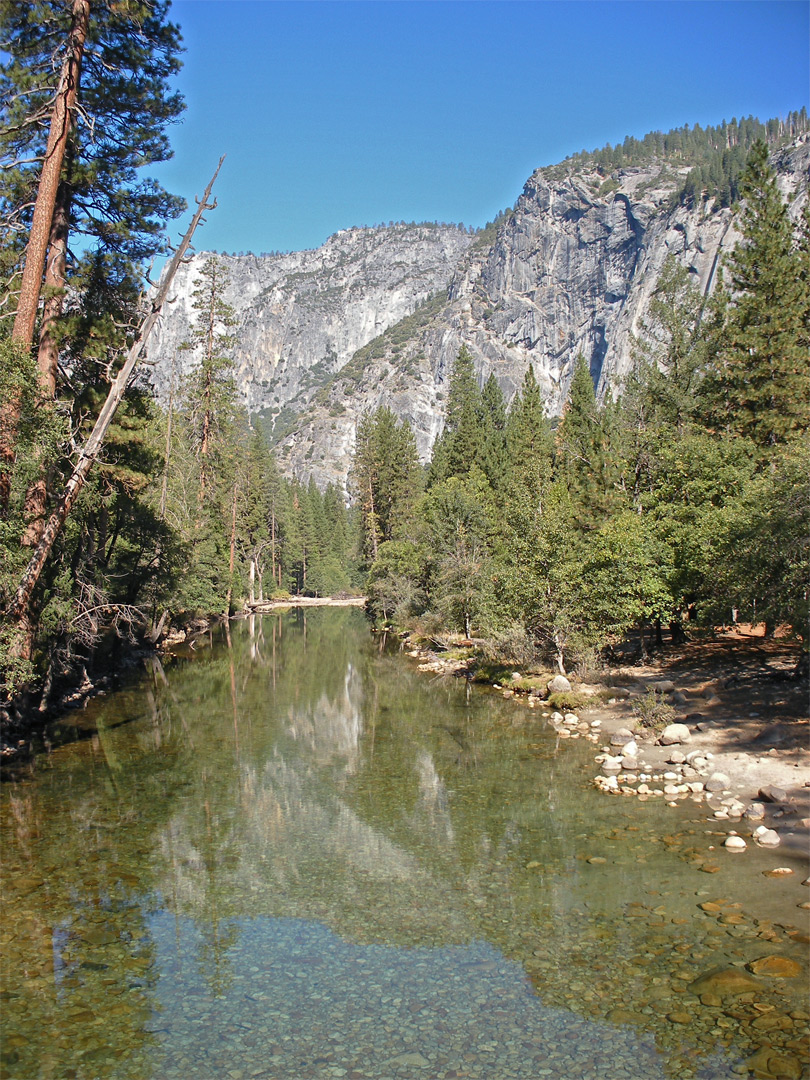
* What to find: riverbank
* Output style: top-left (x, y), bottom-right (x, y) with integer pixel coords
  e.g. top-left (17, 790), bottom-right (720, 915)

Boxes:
top-left (1, 595), bottom-right (368, 771)
top-left (246, 595), bottom-right (367, 612)
top-left (401, 625), bottom-right (810, 860)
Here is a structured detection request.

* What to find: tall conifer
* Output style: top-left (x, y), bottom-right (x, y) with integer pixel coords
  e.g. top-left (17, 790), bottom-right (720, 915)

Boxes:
top-left (706, 141), bottom-right (810, 447)
top-left (429, 345), bottom-right (483, 483)
top-left (505, 365), bottom-right (554, 499)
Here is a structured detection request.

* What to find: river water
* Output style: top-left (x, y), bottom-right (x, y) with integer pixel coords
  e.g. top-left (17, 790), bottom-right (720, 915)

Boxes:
top-left (1, 609), bottom-right (807, 1080)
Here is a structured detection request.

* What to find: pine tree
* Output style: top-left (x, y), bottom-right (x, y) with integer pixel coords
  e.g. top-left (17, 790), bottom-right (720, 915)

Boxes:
top-left (351, 406), bottom-right (420, 561)
top-left (555, 356), bottom-right (613, 528)
top-left (478, 373), bottom-right (508, 490)
top-left (705, 141), bottom-right (810, 448)
top-left (505, 365), bottom-right (554, 500)
top-left (180, 257), bottom-right (239, 507)
top-left (631, 257), bottom-right (711, 431)
top-left (419, 469), bottom-right (495, 638)
top-left (1, 0), bottom-right (184, 334)
top-left (0, 0), bottom-right (185, 593)
top-left (429, 345), bottom-right (483, 483)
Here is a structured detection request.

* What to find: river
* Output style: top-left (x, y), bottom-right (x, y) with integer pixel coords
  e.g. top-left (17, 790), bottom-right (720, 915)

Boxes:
top-left (1, 609), bottom-right (807, 1079)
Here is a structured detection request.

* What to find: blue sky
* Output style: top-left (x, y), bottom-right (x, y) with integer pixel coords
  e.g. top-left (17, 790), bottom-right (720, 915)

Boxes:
top-left (153, 0), bottom-right (810, 257)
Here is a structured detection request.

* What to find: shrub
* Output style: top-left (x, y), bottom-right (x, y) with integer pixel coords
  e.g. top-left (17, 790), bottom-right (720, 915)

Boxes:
top-left (632, 689), bottom-right (675, 729)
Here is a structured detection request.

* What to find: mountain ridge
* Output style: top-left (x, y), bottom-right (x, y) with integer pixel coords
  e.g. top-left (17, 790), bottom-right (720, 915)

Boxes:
top-left (144, 119), bottom-right (810, 490)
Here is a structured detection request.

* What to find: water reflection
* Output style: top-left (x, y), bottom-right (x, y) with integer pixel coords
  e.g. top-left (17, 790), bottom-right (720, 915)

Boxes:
top-left (1, 609), bottom-right (807, 1080)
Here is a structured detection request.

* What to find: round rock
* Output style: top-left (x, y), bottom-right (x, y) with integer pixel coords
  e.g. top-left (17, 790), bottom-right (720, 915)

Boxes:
top-left (724, 835), bottom-right (747, 852)
top-left (547, 674), bottom-right (572, 694)
top-left (610, 728), bottom-right (636, 747)
top-left (705, 772), bottom-right (731, 792)
top-left (660, 723), bottom-right (691, 745)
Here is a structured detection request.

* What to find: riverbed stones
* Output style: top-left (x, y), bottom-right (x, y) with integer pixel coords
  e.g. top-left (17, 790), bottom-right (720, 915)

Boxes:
top-left (660, 723), bottom-right (691, 745)
top-left (687, 967), bottom-right (762, 999)
top-left (758, 785), bottom-right (789, 804)
top-left (606, 1007), bottom-right (646, 1024)
top-left (385, 1051), bottom-right (430, 1068)
top-left (753, 827), bottom-right (781, 848)
top-left (610, 728), bottom-right (636, 747)
top-left (747, 956), bottom-right (803, 978)
top-left (665, 1010), bottom-right (693, 1027)
top-left (745, 1046), bottom-right (804, 1080)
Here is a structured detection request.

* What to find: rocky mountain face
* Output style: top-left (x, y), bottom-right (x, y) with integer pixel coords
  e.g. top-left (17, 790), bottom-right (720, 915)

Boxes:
top-left (144, 222), bottom-right (475, 422)
top-left (145, 139), bottom-right (810, 490)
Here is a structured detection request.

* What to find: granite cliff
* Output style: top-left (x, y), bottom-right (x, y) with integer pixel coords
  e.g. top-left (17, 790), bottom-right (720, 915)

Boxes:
top-left (145, 222), bottom-right (475, 428)
top-left (145, 138), bottom-right (810, 489)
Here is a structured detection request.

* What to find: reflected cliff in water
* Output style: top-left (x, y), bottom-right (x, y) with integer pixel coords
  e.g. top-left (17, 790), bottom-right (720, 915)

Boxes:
top-left (1, 609), bottom-right (807, 1080)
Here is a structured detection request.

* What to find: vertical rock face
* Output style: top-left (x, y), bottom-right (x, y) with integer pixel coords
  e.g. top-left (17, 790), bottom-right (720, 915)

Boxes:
top-left (145, 139), bottom-right (810, 490)
top-left (144, 223), bottom-right (475, 421)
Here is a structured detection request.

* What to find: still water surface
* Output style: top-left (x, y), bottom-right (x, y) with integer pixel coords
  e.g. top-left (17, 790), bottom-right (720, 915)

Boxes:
top-left (1, 610), bottom-right (807, 1079)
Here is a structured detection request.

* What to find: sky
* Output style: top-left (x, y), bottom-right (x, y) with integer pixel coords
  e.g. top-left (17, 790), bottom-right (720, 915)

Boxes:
top-left (151, 0), bottom-right (810, 258)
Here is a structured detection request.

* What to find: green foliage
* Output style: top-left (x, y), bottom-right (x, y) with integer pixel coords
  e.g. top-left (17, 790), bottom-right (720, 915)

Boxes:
top-left (478, 373), bottom-right (508, 490)
top-left (0, 0), bottom-right (185, 324)
top-left (351, 405), bottom-right (421, 562)
top-left (555, 355), bottom-right (619, 530)
top-left (544, 110), bottom-right (808, 210)
top-left (366, 539), bottom-right (428, 626)
top-left (419, 470), bottom-right (496, 638)
top-left (505, 364), bottom-right (554, 499)
top-left (703, 438), bottom-right (809, 633)
top-left (428, 345), bottom-right (484, 484)
top-left (702, 143), bottom-right (810, 448)
top-left (366, 149), bottom-right (809, 670)
top-left (632, 689), bottom-right (676, 730)
top-left (469, 207), bottom-right (513, 252)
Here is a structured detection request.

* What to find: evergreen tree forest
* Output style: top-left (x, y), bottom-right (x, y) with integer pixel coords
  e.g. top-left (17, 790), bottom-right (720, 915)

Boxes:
top-left (0, 2), bottom-right (806, 724)
top-left (0, 1), bottom-right (363, 716)
top-left (359, 145), bottom-right (810, 673)
top-left (550, 109), bottom-right (809, 209)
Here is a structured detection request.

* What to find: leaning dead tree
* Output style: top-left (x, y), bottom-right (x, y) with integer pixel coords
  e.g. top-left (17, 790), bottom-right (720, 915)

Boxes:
top-left (9, 156), bottom-right (225, 628)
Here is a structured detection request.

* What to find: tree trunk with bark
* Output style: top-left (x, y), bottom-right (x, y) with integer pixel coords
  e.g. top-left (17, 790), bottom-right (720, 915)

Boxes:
top-left (8, 158), bottom-right (225, 649)
top-left (12, 1), bottom-right (89, 348)
top-left (1, 0), bottom-right (90, 516)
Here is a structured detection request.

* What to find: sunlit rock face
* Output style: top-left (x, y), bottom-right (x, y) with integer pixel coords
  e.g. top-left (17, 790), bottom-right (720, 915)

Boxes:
top-left (145, 141), bottom-right (810, 490)
top-left (144, 222), bottom-right (475, 423)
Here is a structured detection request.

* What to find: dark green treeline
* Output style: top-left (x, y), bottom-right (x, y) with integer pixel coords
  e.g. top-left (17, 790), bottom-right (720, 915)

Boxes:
top-left (356, 143), bottom-right (810, 671)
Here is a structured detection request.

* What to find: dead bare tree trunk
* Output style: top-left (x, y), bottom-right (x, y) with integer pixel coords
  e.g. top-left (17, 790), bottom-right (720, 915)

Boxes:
top-left (8, 157), bottom-right (225, 636)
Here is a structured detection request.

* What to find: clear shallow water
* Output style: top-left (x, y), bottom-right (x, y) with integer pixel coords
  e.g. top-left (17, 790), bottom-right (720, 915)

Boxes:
top-left (1, 609), bottom-right (807, 1080)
